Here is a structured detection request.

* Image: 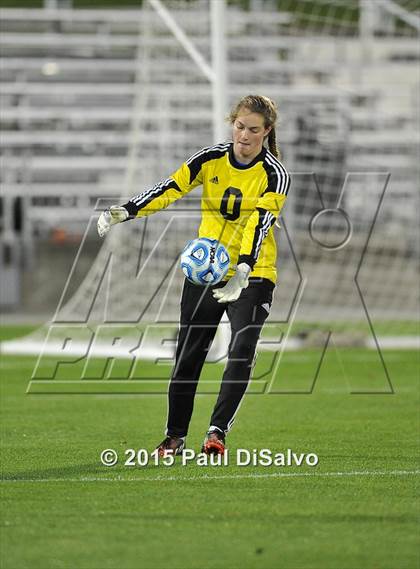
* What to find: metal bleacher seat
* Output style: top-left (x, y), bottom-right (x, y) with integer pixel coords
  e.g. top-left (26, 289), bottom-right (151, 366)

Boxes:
top-left (0, 5), bottom-right (418, 231)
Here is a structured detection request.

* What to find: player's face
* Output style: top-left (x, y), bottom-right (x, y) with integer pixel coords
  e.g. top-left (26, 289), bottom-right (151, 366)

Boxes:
top-left (232, 109), bottom-right (271, 164)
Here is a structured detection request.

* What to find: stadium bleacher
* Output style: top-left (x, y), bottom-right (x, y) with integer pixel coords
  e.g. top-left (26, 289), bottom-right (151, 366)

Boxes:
top-left (0, 2), bottom-right (418, 316)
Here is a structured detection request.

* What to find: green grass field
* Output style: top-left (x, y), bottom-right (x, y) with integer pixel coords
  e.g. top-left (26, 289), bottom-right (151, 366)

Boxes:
top-left (1, 326), bottom-right (419, 569)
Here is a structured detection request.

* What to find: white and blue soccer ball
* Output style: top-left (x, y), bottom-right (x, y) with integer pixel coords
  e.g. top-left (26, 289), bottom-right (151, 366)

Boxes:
top-left (180, 237), bottom-right (230, 286)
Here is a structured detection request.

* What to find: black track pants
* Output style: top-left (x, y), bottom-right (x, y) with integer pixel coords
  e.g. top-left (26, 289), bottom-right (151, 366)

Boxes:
top-left (166, 277), bottom-right (275, 437)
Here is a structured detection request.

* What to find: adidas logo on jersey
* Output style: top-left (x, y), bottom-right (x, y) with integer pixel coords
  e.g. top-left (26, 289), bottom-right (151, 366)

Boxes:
top-left (210, 176), bottom-right (219, 184)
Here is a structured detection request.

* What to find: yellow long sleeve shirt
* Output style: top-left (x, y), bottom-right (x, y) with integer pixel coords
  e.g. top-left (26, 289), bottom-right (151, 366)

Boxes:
top-left (123, 142), bottom-right (290, 284)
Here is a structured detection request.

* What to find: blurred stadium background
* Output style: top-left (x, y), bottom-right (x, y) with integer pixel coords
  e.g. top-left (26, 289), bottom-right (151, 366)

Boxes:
top-left (0, 0), bottom-right (419, 356)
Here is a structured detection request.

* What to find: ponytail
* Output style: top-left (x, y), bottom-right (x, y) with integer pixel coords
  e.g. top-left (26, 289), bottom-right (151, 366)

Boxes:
top-left (268, 127), bottom-right (280, 158)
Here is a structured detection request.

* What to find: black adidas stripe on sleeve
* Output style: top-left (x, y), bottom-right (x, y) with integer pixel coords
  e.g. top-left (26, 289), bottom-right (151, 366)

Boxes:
top-left (262, 155), bottom-right (290, 197)
top-left (238, 207), bottom-right (276, 269)
top-left (186, 143), bottom-right (230, 185)
top-left (122, 178), bottom-right (182, 217)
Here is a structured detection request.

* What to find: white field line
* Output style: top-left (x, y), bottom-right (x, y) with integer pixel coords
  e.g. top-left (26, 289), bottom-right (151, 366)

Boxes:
top-left (1, 336), bottom-right (419, 358)
top-left (1, 469), bottom-right (419, 483)
top-left (0, 352), bottom-right (413, 370)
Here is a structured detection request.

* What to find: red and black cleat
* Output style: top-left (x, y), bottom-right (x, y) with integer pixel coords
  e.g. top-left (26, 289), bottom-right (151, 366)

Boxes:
top-left (156, 436), bottom-right (185, 458)
top-left (202, 429), bottom-right (226, 455)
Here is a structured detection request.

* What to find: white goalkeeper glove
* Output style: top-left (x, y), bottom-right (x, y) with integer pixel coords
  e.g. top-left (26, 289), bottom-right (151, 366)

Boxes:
top-left (212, 263), bottom-right (251, 303)
top-left (97, 205), bottom-right (129, 237)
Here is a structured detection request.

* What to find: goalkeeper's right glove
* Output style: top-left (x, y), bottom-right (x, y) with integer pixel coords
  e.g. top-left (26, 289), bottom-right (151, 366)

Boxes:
top-left (212, 263), bottom-right (251, 303)
top-left (97, 205), bottom-right (129, 237)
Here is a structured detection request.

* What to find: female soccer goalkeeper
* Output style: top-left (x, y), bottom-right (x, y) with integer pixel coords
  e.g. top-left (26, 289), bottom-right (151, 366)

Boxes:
top-left (97, 95), bottom-right (290, 456)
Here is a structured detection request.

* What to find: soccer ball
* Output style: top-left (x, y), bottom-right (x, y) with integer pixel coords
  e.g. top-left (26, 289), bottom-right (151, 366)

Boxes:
top-left (180, 237), bottom-right (230, 286)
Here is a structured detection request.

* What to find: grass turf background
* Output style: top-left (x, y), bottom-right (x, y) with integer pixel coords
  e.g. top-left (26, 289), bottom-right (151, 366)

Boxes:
top-left (0, 326), bottom-right (419, 569)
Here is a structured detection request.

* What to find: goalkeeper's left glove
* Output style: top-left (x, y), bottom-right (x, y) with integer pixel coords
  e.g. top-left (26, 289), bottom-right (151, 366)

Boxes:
top-left (97, 205), bottom-right (129, 237)
top-left (212, 263), bottom-right (251, 303)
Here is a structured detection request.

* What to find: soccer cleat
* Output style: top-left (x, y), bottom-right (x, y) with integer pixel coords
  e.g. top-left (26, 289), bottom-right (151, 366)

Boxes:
top-left (156, 436), bottom-right (185, 457)
top-left (202, 429), bottom-right (226, 455)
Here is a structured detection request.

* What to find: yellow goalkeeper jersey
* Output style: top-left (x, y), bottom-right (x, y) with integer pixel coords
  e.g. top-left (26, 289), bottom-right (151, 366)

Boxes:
top-left (123, 142), bottom-right (290, 284)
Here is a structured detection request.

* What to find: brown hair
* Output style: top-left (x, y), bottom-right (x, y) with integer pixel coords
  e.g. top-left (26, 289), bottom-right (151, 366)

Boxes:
top-left (228, 95), bottom-right (280, 158)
